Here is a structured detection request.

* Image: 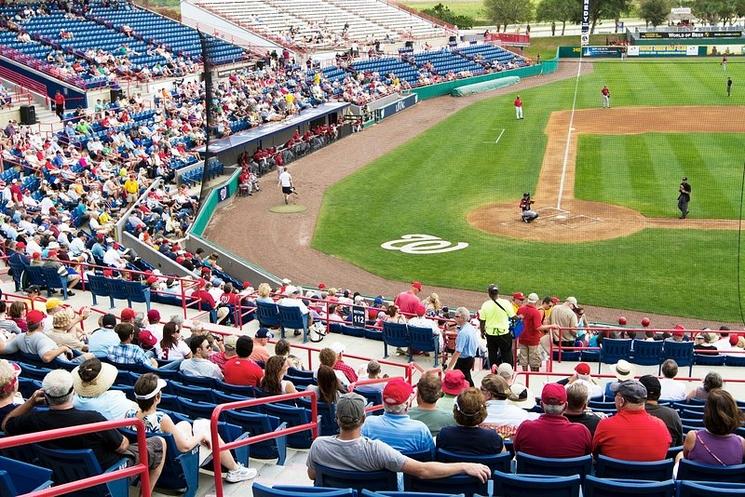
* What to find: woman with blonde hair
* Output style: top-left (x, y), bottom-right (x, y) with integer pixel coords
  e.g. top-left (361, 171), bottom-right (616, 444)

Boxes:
top-left (0, 360), bottom-right (22, 419)
top-left (255, 283), bottom-right (273, 303)
top-left (425, 293), bottom-right (442, 313)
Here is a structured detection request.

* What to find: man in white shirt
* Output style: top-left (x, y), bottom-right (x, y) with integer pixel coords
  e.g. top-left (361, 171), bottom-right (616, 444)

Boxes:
top-left (103, 244), bottom-right (127, 269)
top-left (659, 359), bottom-right (687, 401)
top-left (565, 362), bottom-right (603, 399)
top-left (407, 304), bottom-right (443, 351)
top-left (277, 166), bottom-right (297, 205)
top-left (278, 286), bottom-right (314, 336)
top-left (480, 374), bottom-right (538, 436)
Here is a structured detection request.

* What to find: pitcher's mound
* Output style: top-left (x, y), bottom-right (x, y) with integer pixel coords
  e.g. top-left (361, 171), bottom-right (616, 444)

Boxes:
top-left (467, 199), bottom-right (648, 243)
top-left (270, 204), bottom-right (307, 214)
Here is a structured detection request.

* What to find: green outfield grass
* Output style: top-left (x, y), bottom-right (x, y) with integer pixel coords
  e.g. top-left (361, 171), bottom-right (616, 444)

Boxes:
top-left (312, 61), bottom-right (745, 321)
top-left (576, 133), bottom-right (745, 219)
top-left (401, 0), bottom-right (489, 25)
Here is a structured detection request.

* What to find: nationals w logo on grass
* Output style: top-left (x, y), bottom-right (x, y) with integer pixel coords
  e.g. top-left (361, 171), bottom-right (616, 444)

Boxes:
top-left (381, 234), bottom-right (469, 255)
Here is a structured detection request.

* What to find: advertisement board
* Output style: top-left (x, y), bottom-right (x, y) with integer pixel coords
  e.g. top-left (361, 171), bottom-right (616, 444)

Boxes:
top-left (378, 94), bottom-right (418, 120)
top-left (581, 46), bottom-right (623, 58)
top-left (706, 44), bottom-right (745, 56)
top-left (639, 30), bottom-right (742, 39)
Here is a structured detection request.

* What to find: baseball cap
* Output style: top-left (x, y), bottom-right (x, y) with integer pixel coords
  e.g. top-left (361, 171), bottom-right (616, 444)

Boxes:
top-left (330, 342), bottom-right (345, 355)
top-left (224, 335), bottom-right (238, 350)
top-left (318, 282), bottom-right (327, 290)
top-left (411, 281), bottom-right (422, 291)
top-left (382, 378), bottom-right (413, 405)
top-left (481, 374), bottom-right (512, 398)
top-left (541, 383), bottom-right (568, 405)
top-left (255, 328), bottom-right (273, 339)
top-left (101, 313), bottom-right (117, 328)
top-left (147, 309), bottom-right (161, 323)
top-left (496, 363), bottom-right (514, 379)
top-left (566, 297), bottom-right (578, 306)
top-left (512, 292), bottom-right (525, 300)
top-left (336, 392), bottom-right (366, 424)
top-left (121, 308), bottom-right (136, 321)
top-left (730, 334), bottom-right (740, 346)
top-left (611, 379), bottom-right (648, 403)
top-left (527, 293), bottom-right (539, 304)
top-left (487, 284), bottom-right (499, 294)
top-left (26, 310), bottom-right (46, 326)
top-left (638, 375), bottom-right (661, 398)
top-left (42, 369), bottom-right (74, 400)
top-left (442, 369), bottom-right (469, 396)
top-left (574, 363), bottom-right (591, 375)
top-left (673, 324), bottom-right (685, 337)
top-left (138, 330), bottom-right (158, 348)
top-left (45, 298), bottom-right (62, 311)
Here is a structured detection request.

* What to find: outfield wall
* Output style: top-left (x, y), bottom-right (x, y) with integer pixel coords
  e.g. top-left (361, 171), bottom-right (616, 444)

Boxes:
top-left (411, 60), bottom-right (558, 100)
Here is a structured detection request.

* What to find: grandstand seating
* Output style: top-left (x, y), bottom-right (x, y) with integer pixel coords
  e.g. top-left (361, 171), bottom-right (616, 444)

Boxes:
top-left (582, 476), bottom-right (676, 497)
top-left (33, 446), bottom-right (128, 497)
top-left (594, 456), bottom-right (674, 481)
top-left (412, 49), bottom-right (484, 76)
top-left (0, 456), bottom-right (53, 497)
top-left (678, 481), bottom-right (745, 497)
top-left (491, 470), bottom-right (581, 497)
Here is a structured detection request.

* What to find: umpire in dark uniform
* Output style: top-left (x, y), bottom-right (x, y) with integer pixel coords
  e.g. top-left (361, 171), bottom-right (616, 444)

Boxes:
top-left (678, 177), bottom-right (691, 219)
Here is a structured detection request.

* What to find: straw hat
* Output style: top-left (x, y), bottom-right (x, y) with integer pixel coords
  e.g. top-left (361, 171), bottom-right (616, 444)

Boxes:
top-left (72, 360), bottom-right (118, 398)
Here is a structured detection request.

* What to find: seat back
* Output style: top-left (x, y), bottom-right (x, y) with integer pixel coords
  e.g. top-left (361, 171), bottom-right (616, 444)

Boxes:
top-left (0, 456), bottom-right (53, 496)
top-left (34, 445), bottom-right (126, 497)
top-left (106, 279), bottom-right (130, 302)
top-left (263, 403), bottom-right (313, 449)
top-left (340, 325), bottom-right (365, 338)
top-left (694, 353), bottom-right (726, 366)
top-left (7, 260), bottom-right (26, 290)
top-left (631, 340), bottom-right (664, 366)
top-left (678, 480), bottom-right (745, 497)
top-left (278, 305), bottom-right (307, 328)
top-left (382, 322), bottom-right (410, 356)
top-left (24, 266), bottom-right (47, 288)
top-left (225, 410), bottom-right (286, 461)
top-left (409, 325), bottom-right (438, 355)
top-left (515, 452), bottom-right (593, 479)
top-left (298, 397), bottom-right (338, 436)
top-left (436, 448), bottom-right (512, 473)
top-left (725, 355), bottom-right (745, 367)
top-left (253, 482), bottom-right (353, 497)
top-left (677, 459), bottom-right (745, 483)
top-left (86, 274), bottom-right (111, 297)
top-left (492, 470), bottom-right (580, 497)
top-left (595, 456), bottom-right (673, 481)
top-left (315, 463), bottom-right (398, 492)
top-left (582, 476), bottom-right (675, 497)
top-left (123, 280), bottom-right (150, 305)
top-left (256, 301), bottom-right (281, 327)
top-left (661, 341), bottom-right (694, 370)
top-left (599, 339), bottom-right (632, 366)
top-left (288, 367), bottom-right (314, 379)
top-left (41, 266), bottom-right (66, 291)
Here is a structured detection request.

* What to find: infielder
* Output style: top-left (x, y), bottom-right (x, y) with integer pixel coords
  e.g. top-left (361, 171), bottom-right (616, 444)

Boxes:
top-left (678, 177), bottom-right (691, 219)
top-left (514, 95), bottom-right (524, 120)
top-left (727, 77), bottom-right (733, 97)
top-left (601, 85), bottom-right (611, 108)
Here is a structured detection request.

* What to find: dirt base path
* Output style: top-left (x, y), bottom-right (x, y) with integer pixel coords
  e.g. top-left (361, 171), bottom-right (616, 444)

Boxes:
top-left (206, 63), bottom-right (741, 328)
top-left (468, 106), bottom-right (745, 243)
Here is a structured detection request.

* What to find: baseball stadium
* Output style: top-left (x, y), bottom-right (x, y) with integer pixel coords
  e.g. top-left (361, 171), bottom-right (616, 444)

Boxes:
top-left (2, 0), bottom-right (745, 496)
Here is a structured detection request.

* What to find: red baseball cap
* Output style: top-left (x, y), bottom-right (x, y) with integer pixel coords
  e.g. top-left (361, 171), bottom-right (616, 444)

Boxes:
top-left (26, 310), bottom-right (46, 326)
top-left (318, 282), bottom-right (327, 290)
top-left (512, 292), bottom-right (525, 300)
top-left (146, 276), bottom-right (158, 285)
top-left (673, 324), bottom-right (685, 337)
top-left (121, 308), bottom-right (136, 321)
top-left (442, 370), bottom-right (469, 396)
top-left (730, 334), bottom-right (740, 346)
top-left (541, 383), bottom-right (567, 405)
top-left (574, 362), bottom-right (591, 375)
top-left (147, 309), bottom-right (160, 322)
top-left (411, 281), bottom-right (422, 291)
top-left (550, 296), bottom-right (560, 304)
top-left (138, 330), bottom-right (157, 348)
top-left (382, 378), bottom-right (413, 405)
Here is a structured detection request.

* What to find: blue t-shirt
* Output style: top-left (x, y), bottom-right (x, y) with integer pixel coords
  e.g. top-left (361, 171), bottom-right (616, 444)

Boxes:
top-left (361, 412), bottom-right (434, 454)
top-left (455, 323), bottom-right (480, 358)
top-left (88, 328), bottom-right (120, 356)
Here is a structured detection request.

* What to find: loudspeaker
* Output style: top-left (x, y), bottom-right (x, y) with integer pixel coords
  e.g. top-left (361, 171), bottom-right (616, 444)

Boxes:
top-left (449, 36), bottom-right (457, 43)
top-left (20, 105), bottom-right (36, 125)
top-left (110, 88), bottom-right (124, 102)
top-left (404, 41), bottom-right (413, 48)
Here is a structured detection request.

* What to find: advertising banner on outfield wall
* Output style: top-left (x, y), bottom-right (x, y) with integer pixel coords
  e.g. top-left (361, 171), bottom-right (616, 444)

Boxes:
top-left (706, 44), bottom-right (745, 56)
top-left (377, 94), bottom-right (418, 120)
top-left (639, 30), bottom-right (742, 39)
top-left (627, 45), bottom-right (698, 56)
top-left (581, 46), bottom-right (623, 57)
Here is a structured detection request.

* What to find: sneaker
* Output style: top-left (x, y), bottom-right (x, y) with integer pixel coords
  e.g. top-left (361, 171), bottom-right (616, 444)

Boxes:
top-left (226, 464), bottom-right (257, 483)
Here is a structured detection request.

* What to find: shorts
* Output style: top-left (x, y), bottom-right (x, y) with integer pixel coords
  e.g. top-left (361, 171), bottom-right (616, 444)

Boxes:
top-left (122, 436), bottom-right (165, 470)
top-left (518, 344), bottom-right (541, 369)
top-left (126, 193), bottom-right (137, 203)
top-left (282, 186), bottom-right (293, 195)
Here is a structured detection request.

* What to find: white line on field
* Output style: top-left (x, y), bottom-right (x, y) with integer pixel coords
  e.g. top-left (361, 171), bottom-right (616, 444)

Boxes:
top-left (557, 53), bottom-right (584, 211)
top-left (482, 128), bottom-right (505, 144)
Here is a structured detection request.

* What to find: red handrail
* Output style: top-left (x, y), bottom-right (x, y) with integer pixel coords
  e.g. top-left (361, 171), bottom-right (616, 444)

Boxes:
top-left (0, 418), bottom-right (151, 497)
top-left (0, 65), bottom-right (48, 105)
top-left (209, 390), bottom-right (318, 497)
top-left (512, 370), bottom-right (745, 389)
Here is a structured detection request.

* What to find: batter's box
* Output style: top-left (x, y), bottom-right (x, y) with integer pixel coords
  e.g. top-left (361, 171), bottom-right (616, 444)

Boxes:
top-left (563, 214), bottom-right (601, 227)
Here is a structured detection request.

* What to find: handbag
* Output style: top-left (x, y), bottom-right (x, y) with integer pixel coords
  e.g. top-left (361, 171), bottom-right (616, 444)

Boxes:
top-left (492, 298), bottom-right (523, 338)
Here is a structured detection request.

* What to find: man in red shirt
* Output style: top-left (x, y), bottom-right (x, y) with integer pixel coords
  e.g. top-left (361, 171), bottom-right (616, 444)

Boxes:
top-left (514, 95), bottom-right (523, 120)
top-left (330, 342), bottom-right (358, 383)
top-left (223, 336), bottom-right (264, 386)
top-left (517, 293), bottom-right (559, 371)
top-left (394, 281), bottom-right (422, 318)
top-left (513, 383), bottom-right (591, 458)
top-left (54, 90), bottom-right (65, 119)
top-left (592, 380), bottom-right (672, 461)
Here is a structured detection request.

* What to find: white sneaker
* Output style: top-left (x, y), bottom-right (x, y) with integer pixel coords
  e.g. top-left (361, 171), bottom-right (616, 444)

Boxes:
top-left (226, 464), bottom-right (257, 483)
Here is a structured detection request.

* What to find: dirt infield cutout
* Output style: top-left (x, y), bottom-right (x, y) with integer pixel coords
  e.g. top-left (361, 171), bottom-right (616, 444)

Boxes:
top-left (468, 106), bottom-right (745, 243)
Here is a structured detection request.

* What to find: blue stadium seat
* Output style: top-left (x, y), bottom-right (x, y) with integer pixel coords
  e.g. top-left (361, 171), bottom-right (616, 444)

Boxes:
top-left (363, 491), bottom-right (464, 497)
top-left (86, 274), bottom-right (115, 308)
top-left (408, 325), bottom-right (440, 367)
top-left (254, 484), bottom-right (353, 497)
top-left (0, 456), bottom-right (53, 497)
top-left (263, 403), bottom-right (314, 449)
top-left (660, 341), bottom-right (694, 375)
top-left (297, 397), bottom-right (338, 436)
top-left (515, 452), bottom-right (593, 480)
top-left (382, 322), bottom-right (409, 359)
top-left (598, 339), bottom-right (632, 373)
top-left (225, 410), bottom-right (287, 464)
top-left (314, 464), bottom-right (398, 492)
top-left (677, 459), bottom-right (745, 483)
top-left (594, 456), bottom-right (674, 481)
top-left (435, 449), bottom-right (512, 473)
top-left (34, 446), bottom-right (128, 497)
top-left (256, 301), bottom-right (281, 328)
top-left (678, 481), bottom-right (745, 497)
top-left (631, 340), bottom-right (664, 366)
top-left (694, 353), bottom-right (725, 366)
top-left (404, 473), bottom-right (487, 497)
top-left (277, 305), bottom-right (309, 343)
top-left (491, 470), bottom-right (580, 497)
top-left (583, 476), bottom-right (674, 497)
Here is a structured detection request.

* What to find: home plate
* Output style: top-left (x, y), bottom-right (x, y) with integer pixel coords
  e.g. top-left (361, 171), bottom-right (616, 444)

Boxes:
top-left (555, 214), bottom-right (568, 220)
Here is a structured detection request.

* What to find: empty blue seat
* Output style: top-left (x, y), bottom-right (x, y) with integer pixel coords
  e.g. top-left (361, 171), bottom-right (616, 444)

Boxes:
top-left (492, 470), bottom-right (581, 497)
top-left (256, 301), bottom-right (281, 328)
top-left (34, 446), bottom-right (128, 497)
top-left (382, 322), bottom-right (409, 359)
top-left (631, 340), bottom-right (663, 366)
top-left (677, 459), bottom-right (745, 483)
top-left (660, 341), bottom-right (694, 375)
top-left (408, 325), bottom-right (440, 366)
top-left (435, 449), bottom-right (511, 473)
top-left (363, 491), bottom-right (463, 497)
top-left (277, 305), bottom-right (309, 343)
top-left (515, 452), bottom-right (593, 479)
top-left (582, 476), bottom-right (675, 497)
top-left (678, 480), bottom-right (745, 497)
top-left (599, 339), bottom-right (632, 373)
top-left (0, 456), bottom-right (53, 497)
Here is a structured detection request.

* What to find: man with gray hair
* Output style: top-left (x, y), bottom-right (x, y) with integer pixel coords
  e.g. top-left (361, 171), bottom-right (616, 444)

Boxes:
top-left (513, 383), bottom-right (592, 458)
top-left (307, 392), bottom-right (490, 483)
top-left (361, 378), bottom-right (434, 454)
top-left (409, 372), bottom-right (455, 436)
top-left (2, 370), bottom-right (166, 496)
top-left (564, 381), bottom-right (602, 436)
top-left (445, 306), bottom-right (479, 386)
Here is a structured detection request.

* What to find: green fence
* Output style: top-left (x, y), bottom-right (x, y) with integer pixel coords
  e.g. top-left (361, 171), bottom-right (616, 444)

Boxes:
top-left (411, 60), bottom-right (558, 100)
top-left (190, 168), bottom-right (240, 237)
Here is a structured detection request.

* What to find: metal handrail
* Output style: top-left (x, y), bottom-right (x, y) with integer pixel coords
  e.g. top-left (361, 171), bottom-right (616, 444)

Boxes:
top-left (209, 390), bottom-right (318, 497)
top-left (0, 418), bottom-right (151, 497)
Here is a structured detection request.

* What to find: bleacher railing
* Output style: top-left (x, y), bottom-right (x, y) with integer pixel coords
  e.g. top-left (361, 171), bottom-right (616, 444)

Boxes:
top-left (0, 418), bottom-right (152, 497)
top-left (512, 370), bottom-right (745, 390)
top-left (209, 390), bottom-right (318, 497)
